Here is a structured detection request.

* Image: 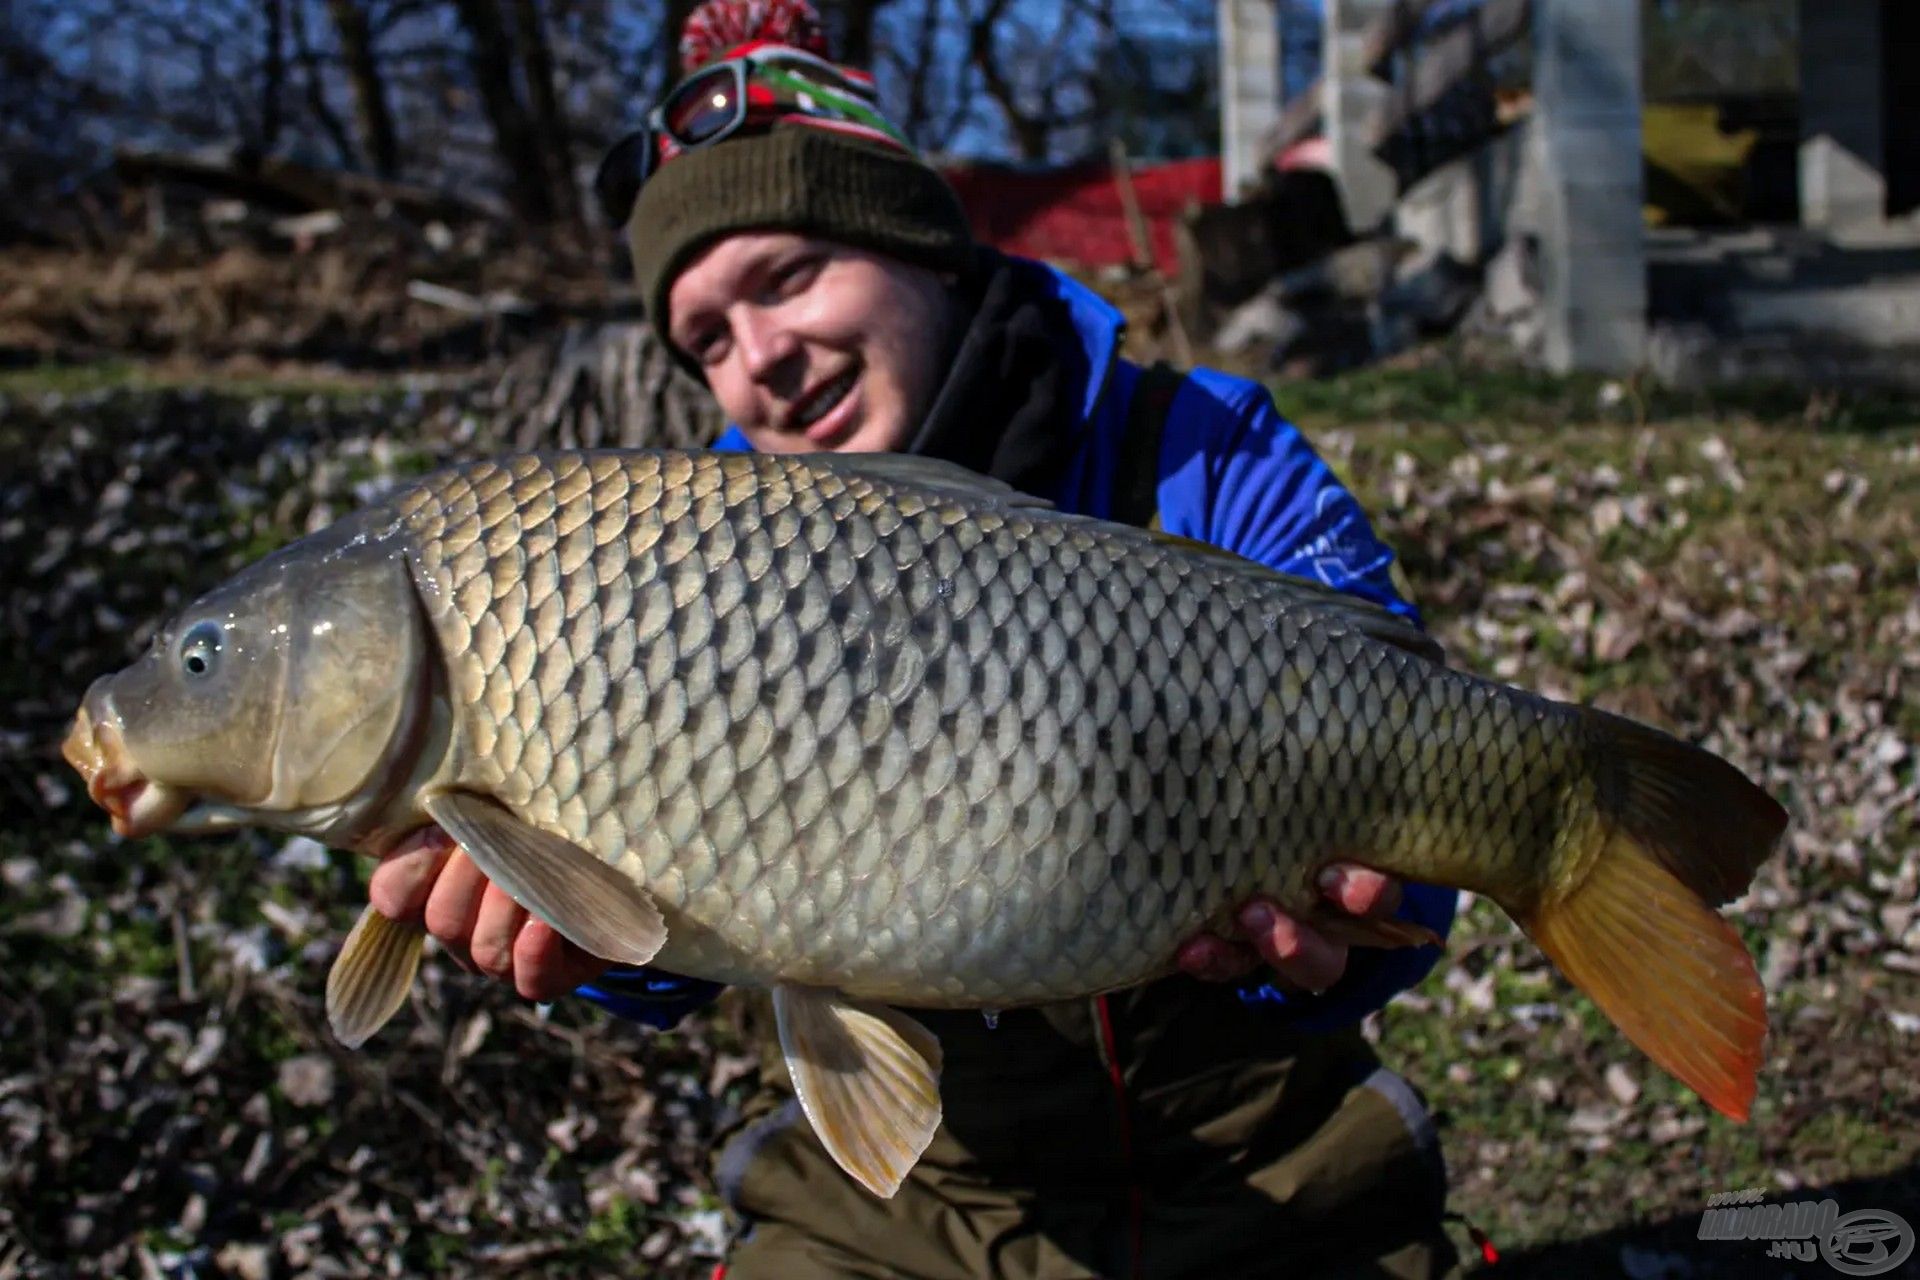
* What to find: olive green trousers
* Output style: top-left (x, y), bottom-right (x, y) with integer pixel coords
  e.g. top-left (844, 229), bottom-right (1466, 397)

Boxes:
top-left (710, 978), bottom-right (1461, 1279)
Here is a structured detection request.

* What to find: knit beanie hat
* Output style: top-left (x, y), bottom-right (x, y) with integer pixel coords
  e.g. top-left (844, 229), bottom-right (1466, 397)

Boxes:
top-left (624, 0), bottom-right (975, 345)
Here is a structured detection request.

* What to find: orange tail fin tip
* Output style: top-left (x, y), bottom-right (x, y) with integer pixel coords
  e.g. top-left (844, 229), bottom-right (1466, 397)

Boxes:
top-left (1515, 710), bottom-right (1787, 1121)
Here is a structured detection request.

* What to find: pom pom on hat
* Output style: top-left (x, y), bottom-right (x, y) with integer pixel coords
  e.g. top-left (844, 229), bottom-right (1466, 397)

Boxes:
top-left (633, 0), bottom-right (975, 363)
top-left (680, 0), bottom-right (829, 71)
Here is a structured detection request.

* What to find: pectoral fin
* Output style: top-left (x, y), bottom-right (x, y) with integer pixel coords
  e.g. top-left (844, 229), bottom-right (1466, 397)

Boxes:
top-left (327, 905), bottom-right (425, 1048)
top-left (772, 985), bottom-right (944, 1199)
top-left (423, 791), bottom-right (666, 967)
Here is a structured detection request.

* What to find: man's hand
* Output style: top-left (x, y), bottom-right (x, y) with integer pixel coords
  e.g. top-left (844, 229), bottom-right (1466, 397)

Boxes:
top-left (368, 826), bottom-right (612, 1002)
top-left (1174, 864), bottom-right (1403, 995)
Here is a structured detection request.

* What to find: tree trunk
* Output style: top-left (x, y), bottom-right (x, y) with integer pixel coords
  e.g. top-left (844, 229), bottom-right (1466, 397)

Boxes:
top-left (324, 0), bottom-right (401, 178)
top-left (897, 0), bottom-right (943, 143)
top-left (827, 0), bottom-right (893, 71)
top-left (665, 0), bottom-right (701, 80)
top-left (510, 0), bottom-right (580, 228)
top-left (259, 0), bottom-right (286, 154)
top-left (290, 0), bottom-right (358, 169)
top-left (966, 0), bottom-right (1050, 161)
top-left (450, 0), bottom-right (556, 223)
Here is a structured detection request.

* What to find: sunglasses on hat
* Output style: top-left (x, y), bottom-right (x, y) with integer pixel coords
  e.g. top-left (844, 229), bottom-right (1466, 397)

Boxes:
top-left (593, 44), bottom-right (910, 228)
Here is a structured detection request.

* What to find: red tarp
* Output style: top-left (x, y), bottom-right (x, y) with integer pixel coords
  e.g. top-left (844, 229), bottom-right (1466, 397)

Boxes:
top-left (940, 157), bottom-right (1224, 277)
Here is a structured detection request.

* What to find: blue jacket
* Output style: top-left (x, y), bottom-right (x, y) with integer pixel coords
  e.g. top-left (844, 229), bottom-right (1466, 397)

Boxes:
top-left (576, 262), bottom-right (1457, 1033)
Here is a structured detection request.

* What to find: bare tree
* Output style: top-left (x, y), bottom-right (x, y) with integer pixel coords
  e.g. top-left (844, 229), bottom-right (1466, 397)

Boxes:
top-left (256, 0), bottom-right (287, 155)
top-left (888, 0), bottom-right (947, 145)
top-left (963, 0), bottom-right (1112, 160)
top-left (449, 0), bottom-right (558, 221)
top-left (821, 0), bottom-right (898, 71)
top-left (869, 0), bottom-right (976, 153)
top-left (539, 0), bottom-right (680, 159)
top-left (511, 0), bottom-right (581, 225)
top-left (1, 0), bottom-right (1224, 235)
top-left (326, 0), bottom-right (403, 176)
top-left (289, 0), bottom-right (360, 169)
top-left (663, 0), bottom-right (699, 79)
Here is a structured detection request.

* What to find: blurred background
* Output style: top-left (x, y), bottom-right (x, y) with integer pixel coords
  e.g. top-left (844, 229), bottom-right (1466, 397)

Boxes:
top-left (3, 0), bottom-right (1917, 388)
top-left (1, 1), bottom-right (1916, 1277)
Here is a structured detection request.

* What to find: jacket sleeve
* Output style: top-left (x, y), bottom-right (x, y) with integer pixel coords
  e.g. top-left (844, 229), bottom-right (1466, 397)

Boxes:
top-left (573, 967), bottom-right (726, 1030)
top-left (1187, 370), bottom-right (1417, 624)
top-left (1174, 370), bottom-right (1459, 1030)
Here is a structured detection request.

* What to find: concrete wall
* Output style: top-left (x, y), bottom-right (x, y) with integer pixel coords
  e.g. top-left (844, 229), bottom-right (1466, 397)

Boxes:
top-left (1218, 0), bottom-right (1283, 203)
top-left (1531, 0), bottom-right (1645, 373)
top-left (1323, 0), bottom-right (1399, 232)
top-left (1799, 0), bottom-right (1887, 234)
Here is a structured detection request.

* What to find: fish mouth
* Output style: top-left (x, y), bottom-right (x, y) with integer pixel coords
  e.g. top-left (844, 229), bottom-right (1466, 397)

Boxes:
top-left (62, 706), bottom-right (194, 838)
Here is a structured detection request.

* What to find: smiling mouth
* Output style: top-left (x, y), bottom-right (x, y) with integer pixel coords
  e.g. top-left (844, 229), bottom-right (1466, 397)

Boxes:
top-left (787, 367), bottom-right (858, 434)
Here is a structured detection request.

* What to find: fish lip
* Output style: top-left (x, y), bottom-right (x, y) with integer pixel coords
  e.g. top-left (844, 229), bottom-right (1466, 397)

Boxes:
top-left (107, 777), bottom-right (194, 838)
top-left (62, 703), bottom-right (194, 837)
top-left (61, 704), bottom-right (106, 786)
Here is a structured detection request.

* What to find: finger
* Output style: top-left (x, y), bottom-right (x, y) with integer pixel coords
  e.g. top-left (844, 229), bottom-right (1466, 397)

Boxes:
top-left (1317, 864), bottom-right (1403, 919)
top-left (422, 850), bottom-right (490, 958)
top-left (367, 826), bottom-right (457, 923)
top-left (1239, 901), bottom-right (1347, 994)
top-left (1175, 934), bottom-right (1260, 983)
top-left (469, 882), bottom-right (529, 981)
top-left (513, 918), bottom-right (613, 1003)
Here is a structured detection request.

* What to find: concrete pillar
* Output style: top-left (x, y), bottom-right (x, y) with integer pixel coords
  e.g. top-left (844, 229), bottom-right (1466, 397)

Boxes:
top-left (1218, 0), bottom-right (1284, 203)
top-left (1531, 0), bottom-right (1644, 373)
top-left (1799, 0), bottom-right (1885, 233)
top-left (1323, 0), bottom-right (1398, 232)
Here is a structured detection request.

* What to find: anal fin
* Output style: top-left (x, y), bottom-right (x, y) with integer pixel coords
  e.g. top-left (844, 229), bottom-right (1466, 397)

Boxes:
top-left (423, 791), bottom-right (666, 967)
top-left (327, 904), bottom-right (425, 1048)
top-left (773, 985), bottom-right (944, 1199)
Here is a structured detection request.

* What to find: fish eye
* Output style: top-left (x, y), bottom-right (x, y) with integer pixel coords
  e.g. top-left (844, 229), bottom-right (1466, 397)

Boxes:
top-left (178, 621), bottom-right (224, 679)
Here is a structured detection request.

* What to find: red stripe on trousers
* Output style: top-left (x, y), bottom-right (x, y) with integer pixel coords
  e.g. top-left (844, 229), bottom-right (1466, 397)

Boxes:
top-left (1094, 994), bottom-right (1144, 1280)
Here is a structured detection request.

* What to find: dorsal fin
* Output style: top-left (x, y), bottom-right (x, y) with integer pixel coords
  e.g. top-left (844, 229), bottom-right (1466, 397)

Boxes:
top-left (793, 454), bottom-right (1440, 664)
top-left (1150, 530), bottom-right (1445, 666)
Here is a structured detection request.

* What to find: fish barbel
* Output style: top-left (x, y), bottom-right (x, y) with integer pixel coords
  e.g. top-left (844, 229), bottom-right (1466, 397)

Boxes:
top-left (63, 449), bottom-right (1787, 1197)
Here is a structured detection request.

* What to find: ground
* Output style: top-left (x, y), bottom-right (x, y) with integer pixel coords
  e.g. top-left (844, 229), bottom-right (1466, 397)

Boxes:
top-left (0, 354), bottom-right (1915, 1279)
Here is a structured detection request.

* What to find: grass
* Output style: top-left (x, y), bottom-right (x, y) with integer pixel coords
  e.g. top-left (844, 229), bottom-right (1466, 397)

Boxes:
top-left (0, 356), bottom-right (414, 401)
top-left (1269, 351), bottom-right (1920, 435)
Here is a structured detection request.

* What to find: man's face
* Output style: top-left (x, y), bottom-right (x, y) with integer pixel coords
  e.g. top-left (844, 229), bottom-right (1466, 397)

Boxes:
top-left (666, 231), bottom-right (955, 455)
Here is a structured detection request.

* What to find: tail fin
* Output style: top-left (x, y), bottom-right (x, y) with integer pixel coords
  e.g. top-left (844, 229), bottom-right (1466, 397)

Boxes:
top-left (1514, 711), bottom-right (1787, 1122)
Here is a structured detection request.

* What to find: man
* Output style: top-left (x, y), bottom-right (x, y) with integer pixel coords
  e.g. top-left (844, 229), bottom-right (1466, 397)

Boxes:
top-left (370, 5), bottom-right (1461, 1275)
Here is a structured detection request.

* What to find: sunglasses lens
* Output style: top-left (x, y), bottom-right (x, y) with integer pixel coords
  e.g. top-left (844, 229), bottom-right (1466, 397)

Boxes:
top-left (664, 65), bottom-right (743, 144)
top-left (592, 129), bottom-right (652, 227)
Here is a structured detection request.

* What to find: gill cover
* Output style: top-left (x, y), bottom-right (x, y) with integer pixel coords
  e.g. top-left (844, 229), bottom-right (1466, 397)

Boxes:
top-left (270, 537), bottom-right (426, 809)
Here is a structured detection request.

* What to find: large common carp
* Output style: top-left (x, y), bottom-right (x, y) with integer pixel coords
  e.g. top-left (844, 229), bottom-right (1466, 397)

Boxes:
top-left (63, 449), bottom-right (1786, 1197)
